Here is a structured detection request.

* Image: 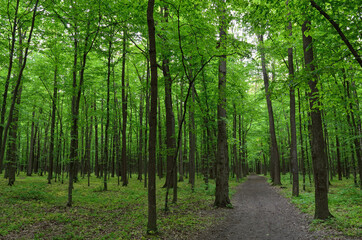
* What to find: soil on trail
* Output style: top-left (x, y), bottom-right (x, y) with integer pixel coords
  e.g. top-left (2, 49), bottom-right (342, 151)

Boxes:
top-left (198, 175), bottom-right (349, 240)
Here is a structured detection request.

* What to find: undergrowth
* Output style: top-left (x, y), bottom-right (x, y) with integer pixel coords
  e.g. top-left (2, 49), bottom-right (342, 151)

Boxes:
top-left (276, 174), bottom-right (361, 238)
top-left (0, 173), bottom-right (241, 239)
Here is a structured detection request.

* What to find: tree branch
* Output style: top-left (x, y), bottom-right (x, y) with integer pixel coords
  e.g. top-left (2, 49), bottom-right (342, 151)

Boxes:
top-left (310, 0), bottom-right (362, 68)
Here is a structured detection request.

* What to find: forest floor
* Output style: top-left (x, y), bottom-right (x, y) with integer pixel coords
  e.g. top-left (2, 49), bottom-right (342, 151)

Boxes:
top-left (197, 174), bottom-right (357, 240)
top-left (1, 174), bottom-right (360, 239)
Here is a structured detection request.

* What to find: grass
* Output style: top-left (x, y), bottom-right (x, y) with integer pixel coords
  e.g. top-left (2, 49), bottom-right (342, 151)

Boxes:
top-left (276, 174), bottom-right (362, 238)
top-left (0, 173), bottom-right (241, 239)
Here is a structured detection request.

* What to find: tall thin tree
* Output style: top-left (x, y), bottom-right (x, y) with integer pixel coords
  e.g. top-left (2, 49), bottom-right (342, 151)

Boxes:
top-left (147, 0), bottom-right (157, 233)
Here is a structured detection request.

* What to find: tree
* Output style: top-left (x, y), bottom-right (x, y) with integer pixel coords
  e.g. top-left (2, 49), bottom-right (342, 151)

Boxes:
top-left (214, 0), bottom-right (231, 208)
top-left (287, 1), bottom-right (299, 196)
top-left (258, 34), bottom-right (281, 186)
top-left (1, 0), bottom-right (39, 184)
top-left (302, 19), bottom-right (332, 220)
top-left (147, 0), bottom-right (157, 233)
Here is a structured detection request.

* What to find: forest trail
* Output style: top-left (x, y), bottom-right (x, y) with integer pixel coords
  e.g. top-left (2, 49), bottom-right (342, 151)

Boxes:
top-left (198, 175), bottom-right (349, 240)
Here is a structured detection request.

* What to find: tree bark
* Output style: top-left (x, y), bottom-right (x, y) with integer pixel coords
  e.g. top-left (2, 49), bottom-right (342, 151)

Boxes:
top-left (287, 12), bottom-right (299, 196)
top-left (104, 40), bottom-right (112, 191)
top-left (0, 0), bottom-right (39, 175)
top-left (233, 104), bottom-right (237, 179)
top-left (147, 0), bottom-right (157, 232)
top-left (302, 20), bottom-right (332, 219)
top-left (48, 64), bottom-right (58, 184)
top-left (27, 109), bottom-right (36, 176)
top-left (189, 87), bottom-right (196, 189)
top-left (258, 34), bottom-right (281, 185)
top-left (298, 89), bottom-right (306, 191)
top-left (138, 93), bottom-right (144, 181)
top-left (7, 85), bottom-right (22, 186)
top-left (214, 3), bottom-right (230, 207)
top-left (94, 98), bottom-right (99, 178)
top-left (0, 0), bottom-right (20, 173)
top-left (121, 31), bottom-right (128, 186)
top-left (162, 7), bottom-right (176, 189)
top-left (333, 110), bottom-right (342, 180)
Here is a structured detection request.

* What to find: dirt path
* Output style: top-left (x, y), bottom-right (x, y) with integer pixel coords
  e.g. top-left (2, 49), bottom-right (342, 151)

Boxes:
top-left (198, 175), bottom-right (349, 240)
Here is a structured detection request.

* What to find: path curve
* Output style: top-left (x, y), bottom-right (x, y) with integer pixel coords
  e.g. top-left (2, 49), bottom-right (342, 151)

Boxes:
top-left (198, 175), bottom-right (349, 240)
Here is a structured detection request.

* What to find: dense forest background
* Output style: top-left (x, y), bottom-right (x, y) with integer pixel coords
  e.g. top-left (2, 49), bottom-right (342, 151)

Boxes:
top-left (0, 0), bottom-right (361, 237)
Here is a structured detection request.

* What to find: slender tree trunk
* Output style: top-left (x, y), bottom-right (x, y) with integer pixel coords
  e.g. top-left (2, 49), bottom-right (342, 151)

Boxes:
top-left (27, 109), bottom-right (36, 176)
top-left (334, 111), bottom-right (342, 180)
top-left (147, 0), bottom-right (157, 232)
top-left (0, 0), bottom-right (20, 173)
top-left (189, 87), bottom-right (196, 189)
top-left (144, 60), bottom-right (150, 188)
top-left (161, 7), bottom-right (176, 189)
top-left (258, 35), bottom-right (281, 185)
top-left (48, 64), bottom-right (58, 184)
top-left (103, 40), bottom-right (112, 191)
top-left (214, 3), bottom-right (231, 207)
top-left (100, 100), bottom-right (104, 178)
top-left (238, 114), bottom-right (243, 179)
top-left (94, 98), bottom-right (99, 178)
top-left (68, 15), bottom-right (98, 205)
top-left (287, 10), bottom-right (299, 196)
top-left (298, 89), bottom-right (306, 191)
top-left (350, 81), bottom-right (362, 188)
top-left (302, 20), bottom-right (332, 219)
top-left (121, 31), bottom-right (128, 186)
top-left (233, 104), bottom-right (237, 180)
top-left (67, 37), bottom-right (79, 207)
top-left (7, 85), bottom-right (22, 186)
top-left (177, 94), bottom-right (183, 182)
top-left (138, 93), bottom-right (144, 181)
top-left (157, 97), bottom-right (163, 179)
top-left (86, 101), bottom-right (93, 186)
top-left (112, 66), bottom-right (121, 185)
top-left (0, 0), bottom-right (39, 175)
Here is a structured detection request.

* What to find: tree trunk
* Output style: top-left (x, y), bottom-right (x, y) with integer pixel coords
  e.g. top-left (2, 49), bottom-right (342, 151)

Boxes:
top-left (238, 114), bottom-right (243, 179)
top-left (147, 0), bottom-right (157, 232)
top-left (302, 20), bottom-right (332, 219)
top-left (157, 97), bottom-right (163, 179)
top-left (287, 11), bottom-right (299, 196)
top-left (7, 85), bottom-right (22, 186)
top-left (121, 31), bottom-right (128, 186)
top-left (334, 111), bottom-right (342, 180)
top-left (0, 0), bottom-right (39, 175)
top-left (233, 104), bottom-right (237, 180)
top-left (189, 87), bottom-right (196, 189)
top-left (104, 40), bottom-right (112, 191)
top-left (298, 89), bottom-right (306, 191)
top-left (27, 109), bottom-right (36, 176)
top-left (258, 34), bottom-right (281, 185)
top-left (67, 37), bottom-right (79, 207)
top-left (94, 98), bottom-right (99, 178)
top-left (138, 93), bottom-right (144, 181)
top-left (177, 94), bottom-right (184, 182)
top-left (48, 64), bottom-right (58, 184)
top-left (144, 60), bottom-right (150, 188)
top-left (0, 0), bottom-right (20, 173)
top-left (214, 4), bottom-right (230, 207)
